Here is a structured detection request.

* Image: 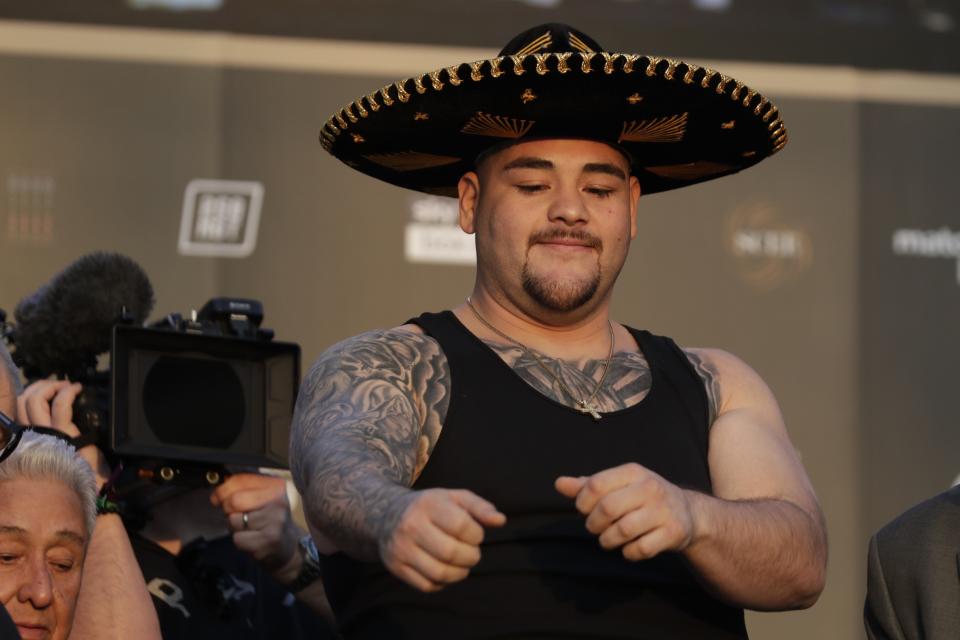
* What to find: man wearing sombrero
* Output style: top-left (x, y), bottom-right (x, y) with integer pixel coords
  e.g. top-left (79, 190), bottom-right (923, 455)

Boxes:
top-left (290, 24), bottom-right (826, 638)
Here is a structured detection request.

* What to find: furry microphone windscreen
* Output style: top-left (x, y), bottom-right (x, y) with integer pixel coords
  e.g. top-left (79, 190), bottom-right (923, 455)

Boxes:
top-left (13, 252), bottom-right (155, 378)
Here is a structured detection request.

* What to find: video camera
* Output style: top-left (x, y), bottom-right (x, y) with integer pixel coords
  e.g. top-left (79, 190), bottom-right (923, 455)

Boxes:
top-left (0, 253), bottom-right (300, 495)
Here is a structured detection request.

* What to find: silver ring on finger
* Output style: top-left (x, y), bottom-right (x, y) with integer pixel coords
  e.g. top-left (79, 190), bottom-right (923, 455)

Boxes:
top-left (241, 512), bottom-right (250, 530)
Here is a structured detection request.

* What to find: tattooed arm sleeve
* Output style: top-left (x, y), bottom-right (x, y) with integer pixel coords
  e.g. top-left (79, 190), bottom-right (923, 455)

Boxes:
top-left (684, 348), bottom-right (722, 427)
top-left (289, 327), bottom-right (450, 561)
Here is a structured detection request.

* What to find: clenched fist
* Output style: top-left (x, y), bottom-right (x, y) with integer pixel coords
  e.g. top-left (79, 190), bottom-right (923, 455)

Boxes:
top-left (211, 473), bottom-right (299, 578)
top-left (556, 463), bottom-right (698, 561)
top-left (379, 488), bottom-right (506, 592)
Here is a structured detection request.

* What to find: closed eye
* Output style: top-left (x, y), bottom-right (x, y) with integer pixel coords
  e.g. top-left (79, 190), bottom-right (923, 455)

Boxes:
top-left (48, 554), bottom-right (77, 573)
top-left (516, 184), bottom-right (547, 194)
top-left (585, 187), bottom-right (615, 198)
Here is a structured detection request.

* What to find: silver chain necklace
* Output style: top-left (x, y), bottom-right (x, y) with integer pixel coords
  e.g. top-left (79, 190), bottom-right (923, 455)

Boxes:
top-left (465, 298), bottom-right (615, 420)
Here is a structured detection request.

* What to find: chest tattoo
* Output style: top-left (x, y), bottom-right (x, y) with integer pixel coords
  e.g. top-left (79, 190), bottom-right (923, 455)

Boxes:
top-left (483, 341), bottom-right (653, 414)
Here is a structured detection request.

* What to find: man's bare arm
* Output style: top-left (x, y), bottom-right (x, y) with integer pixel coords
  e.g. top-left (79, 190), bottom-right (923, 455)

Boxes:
top-left (289, 327), bottom-right (450, 559)
top-left (680, 348), bottom-right (827, 609)
top-left (290, 327), bottom-right (505, 592)
top-left (557, 348), bottom-right (826, 611)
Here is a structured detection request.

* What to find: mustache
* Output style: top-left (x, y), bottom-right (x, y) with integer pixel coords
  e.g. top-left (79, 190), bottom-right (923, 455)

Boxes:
top-left (528, 229), bottom-right (602, 250)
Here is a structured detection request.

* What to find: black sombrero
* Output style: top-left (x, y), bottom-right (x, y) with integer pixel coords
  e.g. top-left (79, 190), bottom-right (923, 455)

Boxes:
top-left (320, 23), bottom-right (787, 197)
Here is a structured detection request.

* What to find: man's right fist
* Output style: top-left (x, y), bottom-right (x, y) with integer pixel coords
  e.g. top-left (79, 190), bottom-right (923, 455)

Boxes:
top-left (379, 488), bottom-right (506, 592)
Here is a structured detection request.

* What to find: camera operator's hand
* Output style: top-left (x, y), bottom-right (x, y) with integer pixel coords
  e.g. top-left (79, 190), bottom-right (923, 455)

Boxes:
top-left (17, 380), bottom-right (110, 489)
top-left (211, 473), bottom-right (302, 584)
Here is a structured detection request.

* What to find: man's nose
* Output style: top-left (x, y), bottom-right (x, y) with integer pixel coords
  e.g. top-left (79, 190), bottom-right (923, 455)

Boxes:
top-left (546, 183), bottom-right (589, 225)
top-left (18, 558), bottom-right (53, 608)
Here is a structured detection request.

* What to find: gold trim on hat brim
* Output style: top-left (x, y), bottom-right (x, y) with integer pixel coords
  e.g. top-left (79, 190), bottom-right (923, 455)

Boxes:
top-left (320, 51), bottom-right (786, 195)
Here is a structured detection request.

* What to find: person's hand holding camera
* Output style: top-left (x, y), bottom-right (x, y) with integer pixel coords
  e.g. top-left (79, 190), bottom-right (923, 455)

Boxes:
top-left (17, 380), bottom-right (110, 489)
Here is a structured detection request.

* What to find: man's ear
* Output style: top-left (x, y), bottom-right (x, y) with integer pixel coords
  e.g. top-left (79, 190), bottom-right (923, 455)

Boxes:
top-left (629, 175), bottom-right (641, 240)
top-left (458, 171), bottom-right (480, 234)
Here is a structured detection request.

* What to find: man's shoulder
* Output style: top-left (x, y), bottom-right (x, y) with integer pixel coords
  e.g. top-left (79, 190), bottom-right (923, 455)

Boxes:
top-left (302, 323), bottom-right (449, 401)
top-left (315, 324), bottom-right (439, 368)
top-left (874, 485), bottom-right (960, 550)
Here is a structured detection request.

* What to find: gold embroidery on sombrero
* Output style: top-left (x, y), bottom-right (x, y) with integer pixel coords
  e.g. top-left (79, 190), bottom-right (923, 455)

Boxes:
top-left (741, 89), bottom-right (758, 107)
top-left (510, 55), bottom-right (527, 76)
top-left (768, 118), bottom-right (783, 132)
top-left (395, 80), bottom-right (411, 103)
top-left (489, 57), bottom-right (506, 78)
top-left (700, 68), bottom-right (718, 88)
top-left (461, 112), bottom-right (535, 138)
top-left (601, 53), bottom-right (618, 74)
top-left (469, 61), bottom-right (484, 81)
top-left (364, 151), bottom-right (462, 172)
top-left (365, 93), bottom-right (381, 112)
top-left (742, 151), bottom-right (757, 158)
top-left (730, 81), bottom-right (746, 101)
top-left (715, 75), bottom-right (732, 95)
top-left (533, 53), bottom-right (551, 75)
top-left (646, 161), bottom-right (735, 180)
top-left (343, 105), bottom-right (358, 124)
top-left (351, 133), bottom-right (365, 143)
top-left (555, 52), bottom-right (572, 73)
top-left (520, 89), bottom-right (537, 104)
top-left (579, 52), bottom-right (595, 73)
top-left (446, 66), bottom-right (463, 86)
top-left (663, 59), bottom-right (680, 81)
top-left (627, 93), bottom-right (644, 105)
top-left (721, 120), bottom-right (736, 130)
top-left (335, 113), bottom-right (348, 129)
top-left (621, 54), bottom-right (640, 73)
top-left (414, 76), bottom-right (428, 94)
top-left (325, 120), bottom-right (340, 135)
top-left (378, 86), bottom-right (394, 106)
top-left (429, 70), bottom-right (445, 91)
top-left (683, 64), bottom-right (700, 84)
top-left (354, 100), bottom-right (368, 118)
top-left (619, 113), bottom-right (688, 143)
top-left (753, 97), bottom-right (769, 116)
top-left (772, 128), bottom-right (787, 147)
top-left (762, 107), bottom-right (778, 122)
top-left (514, 30), bottom-right (553, 57)
top-left (568, 32), bottom-right (594, 53)
top-left (414, 112), bottom-right (430, 121)
top-left (645, 56), bottom-right (662, 77)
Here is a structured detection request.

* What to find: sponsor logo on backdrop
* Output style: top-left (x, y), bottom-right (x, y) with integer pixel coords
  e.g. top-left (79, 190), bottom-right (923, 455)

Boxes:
top-left (891, 227), bottom-right (960, 286)
top-left (404, 195), bottom-right (476, 265)
top-left (4, 174), bottom-right (55, 245)
top-left (724, 200), bottom-right (812, 291)
top-left (178, 179), bottom-right (263, 258)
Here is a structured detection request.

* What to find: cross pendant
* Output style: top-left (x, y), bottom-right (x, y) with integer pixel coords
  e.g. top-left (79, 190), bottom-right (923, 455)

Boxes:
top-left (577, 401), bottom-right (602, 421)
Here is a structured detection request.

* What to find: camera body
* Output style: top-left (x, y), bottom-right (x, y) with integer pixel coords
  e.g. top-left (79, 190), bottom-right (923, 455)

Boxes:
top-left (16, 297), bottom-right (300, 477)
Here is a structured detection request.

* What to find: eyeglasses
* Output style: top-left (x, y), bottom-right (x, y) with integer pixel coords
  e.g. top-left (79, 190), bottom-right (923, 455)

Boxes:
top-left (0, 409), bottom-right (76, 464)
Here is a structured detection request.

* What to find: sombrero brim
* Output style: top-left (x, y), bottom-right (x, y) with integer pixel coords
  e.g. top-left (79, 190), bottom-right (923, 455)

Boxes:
top-left (320, 52), bottom-right (787, 196)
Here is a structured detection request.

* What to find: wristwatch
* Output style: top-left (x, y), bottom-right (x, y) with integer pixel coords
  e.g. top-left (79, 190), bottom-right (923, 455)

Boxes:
top-left (288, 534), bottom-right (323, 593)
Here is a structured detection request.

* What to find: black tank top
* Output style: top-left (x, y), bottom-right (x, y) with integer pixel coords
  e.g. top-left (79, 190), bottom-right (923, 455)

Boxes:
top-left (322, 311), bottom-right (747, 639)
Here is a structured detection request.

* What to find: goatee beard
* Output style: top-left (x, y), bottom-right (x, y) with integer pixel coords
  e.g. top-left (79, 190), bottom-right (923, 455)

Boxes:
top-left (521, 229), bottom-right (603, 312)
top-left (521, 266), bottom-right (600, 312)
